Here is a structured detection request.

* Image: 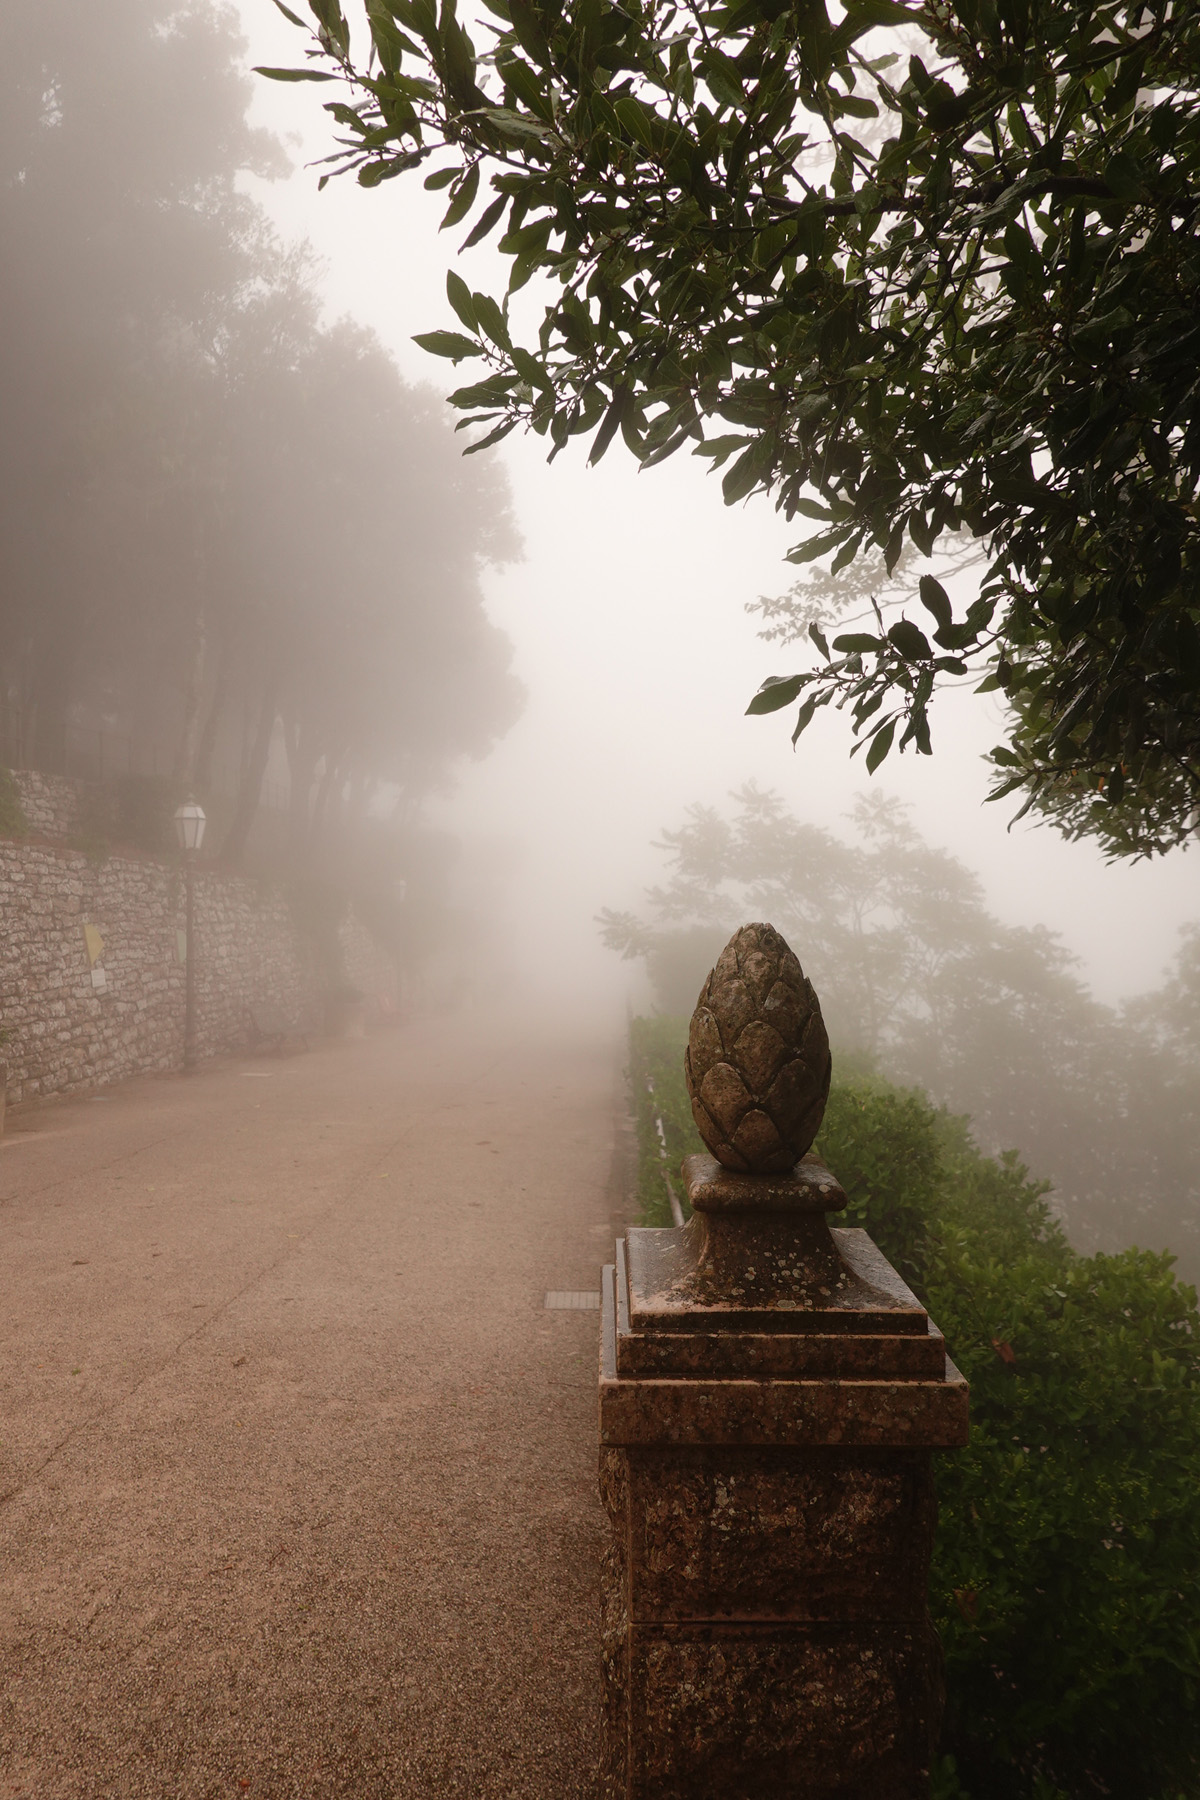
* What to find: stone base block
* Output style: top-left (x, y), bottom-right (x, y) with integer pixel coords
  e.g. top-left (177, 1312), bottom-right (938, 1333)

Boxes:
top-left (598, 1197), bottom-right (965, 1800)
top-left (600, 1444), bottom-right (942, 1799)
top-left (601, 1444), bottom-right (936, 1623)
top-left (604, 1621), bottom-right (940, 1800)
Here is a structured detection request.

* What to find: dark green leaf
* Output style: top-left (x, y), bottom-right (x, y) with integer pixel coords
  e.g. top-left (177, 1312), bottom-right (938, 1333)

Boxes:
top-left (865, 717), bottom-right (896, 772)
top-left (888, 620), bottom-right (933, 660)
top-left (507, 0), bottom-right (551, 66)
top-left (918, 575), bottom-right (954, 632)
top-left (411, 329), bottom-right (484, 358)
top-left (472, 291), bottom-right (511, 351)
top-left (440, 161), bottom-right (480, 229)
top-left (723, 445), bottom-right (764, 504)
top-left (830, 534), bottom-right (862, 577)
top-left (463, 416), bottom-right (520, 453)
top-left (832, 94), bottom-right (879, 119)
top-left (791, 693), bottom-right (819, 742)
top-left (787, 527), bottom-right (854, 566)
top-left (460, 192), bottom-right (508, 249)
top-left (589, 390), bottom-right (627, 466)
top-left (746, 674), bottom-right (806, 714)
top-left (446, 270), bottom-right (477, 331)
top-left (1103, 148), bottom-right (1143, 201)
top-left (253, 65), bottom-right (338, 81)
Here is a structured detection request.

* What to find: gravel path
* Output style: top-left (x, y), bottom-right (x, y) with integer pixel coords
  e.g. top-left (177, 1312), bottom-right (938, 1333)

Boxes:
top-left (0, 1014), bottom-right (628, 1799)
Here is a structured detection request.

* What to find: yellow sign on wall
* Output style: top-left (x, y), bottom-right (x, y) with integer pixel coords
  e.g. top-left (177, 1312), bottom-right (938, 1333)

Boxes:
top-left (83, 923), bottom-right (105, 968)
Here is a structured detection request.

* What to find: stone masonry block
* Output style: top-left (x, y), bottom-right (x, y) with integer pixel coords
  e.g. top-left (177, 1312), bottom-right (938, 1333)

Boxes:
top-left (618, 1623), bottom-right (941, 1800)
top-left (616, 1446), bottom-right (935, 1623)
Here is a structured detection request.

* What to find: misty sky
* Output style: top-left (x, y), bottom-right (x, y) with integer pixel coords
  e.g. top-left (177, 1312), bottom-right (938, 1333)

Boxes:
top-left (235, 0), bottom-right (1194, 1011)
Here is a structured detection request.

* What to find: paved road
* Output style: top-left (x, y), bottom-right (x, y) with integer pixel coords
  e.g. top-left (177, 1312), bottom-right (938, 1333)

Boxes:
top-left (0, 1015), bottom-right (629, 1799)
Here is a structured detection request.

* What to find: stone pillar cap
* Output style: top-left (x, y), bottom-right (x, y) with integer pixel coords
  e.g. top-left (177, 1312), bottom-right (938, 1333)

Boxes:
top-left (684, 1150), bottom-right (847, 1214)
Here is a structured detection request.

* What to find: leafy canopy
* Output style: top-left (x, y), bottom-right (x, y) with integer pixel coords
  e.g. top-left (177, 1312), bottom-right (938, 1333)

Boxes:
top-left (269, 0), bottom-right (1200, 856)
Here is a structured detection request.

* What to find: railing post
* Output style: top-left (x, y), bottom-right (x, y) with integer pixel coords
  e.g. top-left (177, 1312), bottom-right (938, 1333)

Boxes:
top-left (599, 924), bottom-right (968, 1799)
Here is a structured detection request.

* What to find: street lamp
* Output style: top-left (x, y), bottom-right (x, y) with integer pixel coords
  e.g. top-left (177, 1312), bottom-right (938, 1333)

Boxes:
top-left (173, 798), bottom-right (207, 1072)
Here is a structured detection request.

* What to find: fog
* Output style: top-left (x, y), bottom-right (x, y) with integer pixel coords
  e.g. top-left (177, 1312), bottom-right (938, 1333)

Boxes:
top-left (236, 0), bottom-right (1194, 1019)
top-left (2, 0), bottom-right (1194, 1266)
top-left (4, 15), bottom-right (1199, 1788)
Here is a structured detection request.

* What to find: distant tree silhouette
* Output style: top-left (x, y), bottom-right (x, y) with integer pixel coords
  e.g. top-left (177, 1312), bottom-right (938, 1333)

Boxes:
top-left (0, 0), bottom-right (522, 863)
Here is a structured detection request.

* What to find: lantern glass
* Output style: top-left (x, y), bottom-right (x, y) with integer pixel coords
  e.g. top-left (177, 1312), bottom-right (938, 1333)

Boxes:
top-left (173, 799), bottom-right (207, 853)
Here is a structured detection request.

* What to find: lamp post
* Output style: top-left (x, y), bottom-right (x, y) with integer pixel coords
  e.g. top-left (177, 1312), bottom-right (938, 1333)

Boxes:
top-left (173, 798), bottom-right (207, 1072)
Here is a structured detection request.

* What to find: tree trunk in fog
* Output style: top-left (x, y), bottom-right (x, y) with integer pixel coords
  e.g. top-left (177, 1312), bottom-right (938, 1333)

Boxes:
top-left (310, 753), bottom-right (345, 844)
top-left (173, 478), bottom-right (224, 792)
top-left (219, 667), bottom-right (279, 868)
top-left (31, 641), bottom-right (72, 776)
top-left (284, 713), bottom-right (317, 864)
top-left (173, 604), bottom-right (207, 790)
top-left (346, 770), bottom-right (369, 828)
top-left (193, 633), bottom-right (231, 798)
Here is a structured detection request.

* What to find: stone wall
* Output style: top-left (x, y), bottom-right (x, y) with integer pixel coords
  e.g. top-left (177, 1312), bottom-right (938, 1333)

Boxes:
top-left (0, 838), bottom-right (397, 1104)
top-left (10, 769), bottom-right (85, 843)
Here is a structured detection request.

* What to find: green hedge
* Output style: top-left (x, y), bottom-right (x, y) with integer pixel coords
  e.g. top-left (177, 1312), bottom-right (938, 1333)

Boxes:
top-left (627, 1016), bottom-right (1200, 1800)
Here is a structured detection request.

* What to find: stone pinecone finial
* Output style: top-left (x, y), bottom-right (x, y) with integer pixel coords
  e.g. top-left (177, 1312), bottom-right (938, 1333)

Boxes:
top-left (685, 923), bottom-right (831, 1174)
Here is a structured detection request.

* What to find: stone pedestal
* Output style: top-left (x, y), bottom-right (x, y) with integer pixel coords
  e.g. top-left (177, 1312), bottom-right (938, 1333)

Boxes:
top-left (599, 1153), bottom-right (968, 1800)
